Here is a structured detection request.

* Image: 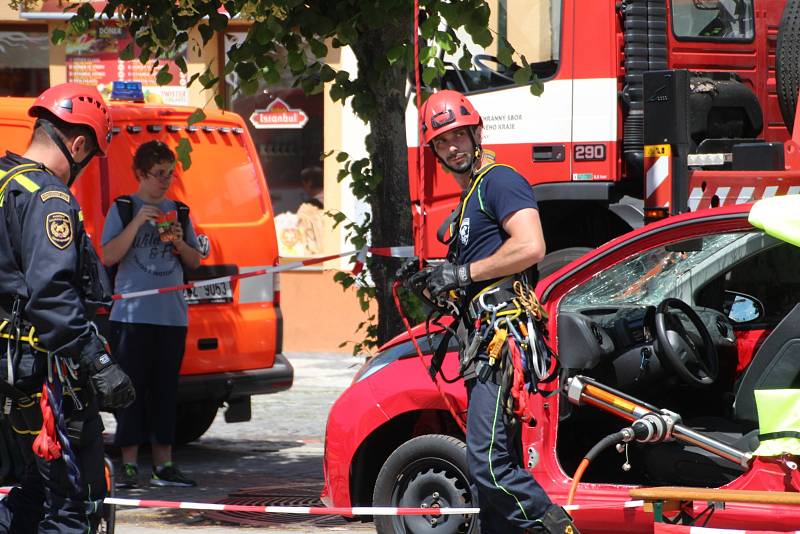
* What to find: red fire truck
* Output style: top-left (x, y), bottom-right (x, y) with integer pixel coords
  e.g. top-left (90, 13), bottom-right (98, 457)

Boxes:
top-left (409, 0), bottom-right (800, 272)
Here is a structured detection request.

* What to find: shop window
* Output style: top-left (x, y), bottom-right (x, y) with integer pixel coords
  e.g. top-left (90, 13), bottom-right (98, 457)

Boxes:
top-left (0, 29), bottom-right (49, 97)
top-left (224, 33), bottom-right (325, 256)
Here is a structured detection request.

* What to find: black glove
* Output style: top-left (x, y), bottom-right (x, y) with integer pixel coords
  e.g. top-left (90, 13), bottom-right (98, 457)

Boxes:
top-left (537, 504), bottom-right (581, 534)
top-left (408, 261), bottom-right (472, 297)
top-left (84, 353), bottom-right (136, 410)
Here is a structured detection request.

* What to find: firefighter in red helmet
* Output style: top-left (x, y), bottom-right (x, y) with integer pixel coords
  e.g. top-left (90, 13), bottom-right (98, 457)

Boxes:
top-left (410, 89), bottom-right (580, 533)
top-left (0, 83), bottom-right (134, 533)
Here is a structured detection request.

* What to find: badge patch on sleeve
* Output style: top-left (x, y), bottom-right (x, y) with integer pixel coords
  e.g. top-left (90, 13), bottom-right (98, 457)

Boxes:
top-left (46, 212), bottom-right (73, 249)
top-left (40, 190), bottom-right (70, 204)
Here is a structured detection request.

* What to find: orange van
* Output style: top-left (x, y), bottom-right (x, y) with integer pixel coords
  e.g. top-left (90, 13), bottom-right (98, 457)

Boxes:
top-left (0, 96), bottom-right (291, 443)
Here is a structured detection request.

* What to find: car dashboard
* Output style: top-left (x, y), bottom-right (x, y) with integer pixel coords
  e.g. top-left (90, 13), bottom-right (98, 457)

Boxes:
top-left (557, 304), bottom-right (737, 394)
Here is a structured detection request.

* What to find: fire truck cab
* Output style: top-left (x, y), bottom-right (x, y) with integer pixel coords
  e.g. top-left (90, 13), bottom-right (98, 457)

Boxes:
top-left (410, 0), bottom-right (800, 270)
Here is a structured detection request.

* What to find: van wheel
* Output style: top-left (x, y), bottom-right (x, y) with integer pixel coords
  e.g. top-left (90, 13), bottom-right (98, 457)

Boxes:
top-left (373, 435), bottom-right (476, 534)
top-left (174, 400), bottom-right (218, 445)
top-left (538, 247), bottom-right (591, 278)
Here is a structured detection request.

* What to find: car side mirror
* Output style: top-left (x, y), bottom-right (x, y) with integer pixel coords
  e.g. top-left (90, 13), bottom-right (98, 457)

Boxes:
top-left (723, 291), bottom-right (764, 324)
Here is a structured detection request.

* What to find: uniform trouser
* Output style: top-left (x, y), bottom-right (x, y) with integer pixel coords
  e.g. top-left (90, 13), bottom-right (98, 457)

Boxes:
top-left (466, 372), bottom-right (552, 534)
top-left (0, 373), bottom-right (106, 534)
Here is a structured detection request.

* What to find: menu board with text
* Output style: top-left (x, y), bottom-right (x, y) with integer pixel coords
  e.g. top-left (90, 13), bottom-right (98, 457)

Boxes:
top-left (66, 23), bottom-right (188, 106)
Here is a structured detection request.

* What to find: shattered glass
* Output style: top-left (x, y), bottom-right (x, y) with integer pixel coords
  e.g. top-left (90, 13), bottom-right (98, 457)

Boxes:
top-left (560, 232), bottom-right (752, 311)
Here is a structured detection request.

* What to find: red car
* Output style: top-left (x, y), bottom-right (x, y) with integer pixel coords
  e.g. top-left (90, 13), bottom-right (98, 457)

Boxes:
top-left (321, 203), bottom-right (800, 533)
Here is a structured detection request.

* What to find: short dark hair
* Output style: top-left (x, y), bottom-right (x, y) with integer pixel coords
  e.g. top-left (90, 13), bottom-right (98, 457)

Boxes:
top-left (32, 112), bottom-right (97, 154)
top-left (133, 140), bottom-right (175, 173)
top-left (300, 166), bottom-right (323, 189)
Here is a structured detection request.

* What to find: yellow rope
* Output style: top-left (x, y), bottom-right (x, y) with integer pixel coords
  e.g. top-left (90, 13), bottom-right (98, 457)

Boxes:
top-left (0, 322), bottom-right (47, 353)
top-left (513, 281), bottom-right (548, 321)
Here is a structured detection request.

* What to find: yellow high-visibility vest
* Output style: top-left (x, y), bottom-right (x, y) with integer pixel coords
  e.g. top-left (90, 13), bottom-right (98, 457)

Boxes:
top-left (753, 389), bottom-right (800, 457)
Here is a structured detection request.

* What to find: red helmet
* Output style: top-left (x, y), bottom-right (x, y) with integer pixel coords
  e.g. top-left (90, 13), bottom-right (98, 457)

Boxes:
top-left (420, 90), bottom-right (482, 145)
top-left (29, 83), bottom-right (113, 156)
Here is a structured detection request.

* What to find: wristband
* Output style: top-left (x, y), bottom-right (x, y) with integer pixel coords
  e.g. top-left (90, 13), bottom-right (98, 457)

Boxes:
top-left (456, 263), bottom-right (472, 286)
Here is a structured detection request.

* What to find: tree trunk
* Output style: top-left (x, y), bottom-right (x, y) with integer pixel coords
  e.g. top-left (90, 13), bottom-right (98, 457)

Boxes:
top-left (352, 17), bottom-right (414, 345)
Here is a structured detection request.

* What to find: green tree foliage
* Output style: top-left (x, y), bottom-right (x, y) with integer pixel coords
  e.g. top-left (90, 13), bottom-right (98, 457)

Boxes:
top-left (58, 0), bottom-right (541, 352)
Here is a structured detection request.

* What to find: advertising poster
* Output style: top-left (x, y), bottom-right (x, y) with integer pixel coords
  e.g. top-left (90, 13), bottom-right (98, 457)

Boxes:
top-left (66, 23), bottom-right (188, 105)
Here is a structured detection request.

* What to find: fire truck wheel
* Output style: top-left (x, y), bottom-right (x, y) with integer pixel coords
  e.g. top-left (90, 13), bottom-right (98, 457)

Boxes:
top-left (373, 434), bottom-right (476, 534)
top-left (538, 247), bottom-right (592, 278)
top-left (777, 0), bottom-right (800, 133)
top-left (174, 400), bottom-right (219, 444)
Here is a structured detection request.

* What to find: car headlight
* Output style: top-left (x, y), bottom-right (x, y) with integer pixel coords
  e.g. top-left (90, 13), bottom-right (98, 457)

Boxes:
top-left (352, 333), bottom-right (457, 383)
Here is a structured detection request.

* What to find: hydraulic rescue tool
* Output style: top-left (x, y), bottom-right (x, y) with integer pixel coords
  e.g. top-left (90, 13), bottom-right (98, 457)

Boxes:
top-left (564, 375), bottom-right (753, 504)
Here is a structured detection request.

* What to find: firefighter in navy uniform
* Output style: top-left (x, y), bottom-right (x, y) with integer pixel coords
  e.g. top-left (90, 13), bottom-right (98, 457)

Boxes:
top-left (410, 90), bottom-right (580, 534)
top-left (0, 83), bottom-right (135, 533)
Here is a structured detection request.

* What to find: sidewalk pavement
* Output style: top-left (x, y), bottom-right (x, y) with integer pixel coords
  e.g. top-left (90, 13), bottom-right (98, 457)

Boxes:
top-left (105, 352), bottom-right (375, 533)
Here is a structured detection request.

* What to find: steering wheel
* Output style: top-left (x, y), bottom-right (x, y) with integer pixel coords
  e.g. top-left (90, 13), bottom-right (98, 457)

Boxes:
top-left (472, 54), bottom-right (516, 83)
top-left (654, 298), bottom-right (719, 387)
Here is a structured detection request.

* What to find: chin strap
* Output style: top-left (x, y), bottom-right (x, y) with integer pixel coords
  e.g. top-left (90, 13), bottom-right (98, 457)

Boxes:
top-left (39, 121), bottom-right (97, 187)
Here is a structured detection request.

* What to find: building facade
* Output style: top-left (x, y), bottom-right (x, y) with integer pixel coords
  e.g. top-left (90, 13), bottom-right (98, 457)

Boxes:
top-left (0, 2), bottom-right (373, 352)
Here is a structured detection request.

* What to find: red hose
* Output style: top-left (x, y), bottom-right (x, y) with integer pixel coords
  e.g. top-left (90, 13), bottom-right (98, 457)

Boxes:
top-left (567, 458), bottom-right (590, 505)
top-left (392, 281), bottom-right (466, 432)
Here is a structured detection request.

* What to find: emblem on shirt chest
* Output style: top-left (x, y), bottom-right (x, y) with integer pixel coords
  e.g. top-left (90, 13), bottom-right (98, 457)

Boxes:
top-left (45, 212), bottom-right (73, 249)
top-left (460, 217), bottom-right (470, 246)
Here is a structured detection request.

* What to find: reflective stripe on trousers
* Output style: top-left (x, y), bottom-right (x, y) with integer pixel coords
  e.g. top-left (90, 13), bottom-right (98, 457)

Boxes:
top-left (466, 376), bottom-right (551, 533)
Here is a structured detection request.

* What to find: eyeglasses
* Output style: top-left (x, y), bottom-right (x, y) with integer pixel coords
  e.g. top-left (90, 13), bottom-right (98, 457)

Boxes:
top-left (145, 170), bottom-right (175, 181)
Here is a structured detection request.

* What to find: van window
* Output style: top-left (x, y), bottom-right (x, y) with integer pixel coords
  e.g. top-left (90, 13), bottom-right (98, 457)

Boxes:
top-left (442, 0), bottom-right (561, 93)
top-left (671, 0), bottom-right (754, 41)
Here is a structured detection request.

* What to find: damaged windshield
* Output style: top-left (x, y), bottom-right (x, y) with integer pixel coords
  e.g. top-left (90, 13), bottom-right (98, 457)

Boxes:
top-left (560, 233), bottom-right (751, 311)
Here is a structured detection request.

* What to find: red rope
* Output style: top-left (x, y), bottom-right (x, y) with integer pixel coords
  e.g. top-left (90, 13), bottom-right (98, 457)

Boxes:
top-left (392, 281), bottom-right (466, 432)
top-left (508, 339), bottom-right (531, 423)
top-left (32, 383), bottom-right (61, 461)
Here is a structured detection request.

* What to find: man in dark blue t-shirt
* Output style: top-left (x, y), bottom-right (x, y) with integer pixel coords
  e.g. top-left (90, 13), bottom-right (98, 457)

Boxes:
top-left (410, 90), bottom-right (579, 534)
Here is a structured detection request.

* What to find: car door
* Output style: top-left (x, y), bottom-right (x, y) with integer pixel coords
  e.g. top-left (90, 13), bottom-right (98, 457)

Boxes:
top-left (526, 206), bottom-right (755, 533)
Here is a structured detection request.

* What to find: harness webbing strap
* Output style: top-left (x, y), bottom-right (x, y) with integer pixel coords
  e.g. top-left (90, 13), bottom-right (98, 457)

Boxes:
top-left (457, 163), bottom-right (516, 229)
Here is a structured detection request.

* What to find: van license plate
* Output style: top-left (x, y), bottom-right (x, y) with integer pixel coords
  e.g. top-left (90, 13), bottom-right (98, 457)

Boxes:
top-left (184, 281), bottom-right (233, 304)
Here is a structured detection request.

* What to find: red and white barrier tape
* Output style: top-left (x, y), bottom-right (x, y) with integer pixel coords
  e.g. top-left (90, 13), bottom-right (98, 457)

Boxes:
top-left (564, 499), bottom-right (644, 512)
top-left (111, 245), bottom-right (415, 301)
top-left (0, 487), bottom-right (474, 516)
top-left (0, 486), bottom-right (642, 516)
top-left (104, 497), bottom-right (477, 516)
top-left (654, 523), bottom-right (800, 534)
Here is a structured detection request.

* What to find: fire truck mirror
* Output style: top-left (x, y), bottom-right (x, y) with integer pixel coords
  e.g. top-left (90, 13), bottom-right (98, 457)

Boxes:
top-left (643, 70), bottom-right (691, 147)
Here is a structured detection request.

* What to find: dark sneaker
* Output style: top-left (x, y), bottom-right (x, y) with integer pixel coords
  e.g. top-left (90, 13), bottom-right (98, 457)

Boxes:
top-left (150, 463), bottom-right (197, 487)
top-left (116, 463), bottom-right (138, 489)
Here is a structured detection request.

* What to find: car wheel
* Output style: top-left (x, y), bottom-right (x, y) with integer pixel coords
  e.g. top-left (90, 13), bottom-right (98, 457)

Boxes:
top-left (373, 434), bottom-right (476, 534)
top-left (538, 247), bottom-right (592, 278)
top-left (174, 400), bottom-right (219, 444)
